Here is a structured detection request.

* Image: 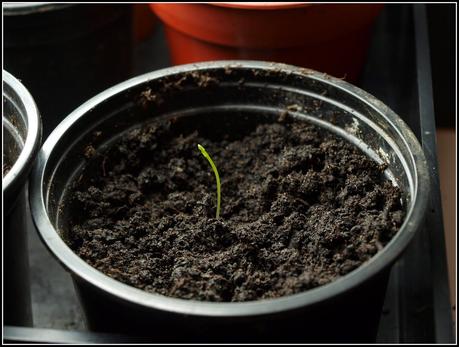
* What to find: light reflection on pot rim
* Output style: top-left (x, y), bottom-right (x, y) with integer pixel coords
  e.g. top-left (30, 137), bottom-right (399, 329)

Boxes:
top-left (3, 70), bottom-right (41, 202)
top-left (2, 2), bottom-right (73, 15)
top-left (29, 60), bottom-right (430, 317)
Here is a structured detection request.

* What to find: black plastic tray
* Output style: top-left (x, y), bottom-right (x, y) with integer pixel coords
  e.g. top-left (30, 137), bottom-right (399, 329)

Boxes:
top-left (3, 4), bottom-right (454, 343)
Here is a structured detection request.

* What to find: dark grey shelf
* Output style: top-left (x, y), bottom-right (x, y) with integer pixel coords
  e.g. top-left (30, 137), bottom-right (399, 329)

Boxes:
top-left (3, 4), bottom-right (454, 344)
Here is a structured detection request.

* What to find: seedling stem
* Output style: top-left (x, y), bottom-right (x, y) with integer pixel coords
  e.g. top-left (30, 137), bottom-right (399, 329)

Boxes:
top-left (197, 144), bottom-right (221, 219)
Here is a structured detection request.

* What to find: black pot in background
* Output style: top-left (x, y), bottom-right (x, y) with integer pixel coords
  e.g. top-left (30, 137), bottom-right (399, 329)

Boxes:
top-left (30, 61), bottom-right (430, 342)
top-left (3, 70), bottom-right (42, 326)
top-left (3, 3), bottom-right (133, 139)
top-left (426, 4), bottom-right (455, 128)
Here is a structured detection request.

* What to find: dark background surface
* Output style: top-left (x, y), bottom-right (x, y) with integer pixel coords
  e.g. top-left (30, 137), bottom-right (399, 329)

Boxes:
top-left (3, 3), bottom-right (455, 343)
top-left (427, 4), bottom-right (455, 128)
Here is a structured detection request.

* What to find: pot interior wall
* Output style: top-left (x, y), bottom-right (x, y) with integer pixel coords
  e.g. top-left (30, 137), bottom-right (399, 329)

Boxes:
top-left (3, 80), bottom-right (27, 176)
top-left (41, 66), bottom-right (414, 244)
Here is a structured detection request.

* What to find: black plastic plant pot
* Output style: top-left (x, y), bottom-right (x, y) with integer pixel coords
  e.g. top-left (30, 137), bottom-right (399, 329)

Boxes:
top-left (3, 70), bottom-right (42, 326)
top-left (3, 3), bottom-right (133, 139)
top-left (29, 61), bottom-right (430, 343)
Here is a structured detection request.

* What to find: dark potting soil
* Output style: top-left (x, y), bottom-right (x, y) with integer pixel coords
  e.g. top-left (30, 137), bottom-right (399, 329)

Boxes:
top-left (66, 115), bottom-right (405, 302)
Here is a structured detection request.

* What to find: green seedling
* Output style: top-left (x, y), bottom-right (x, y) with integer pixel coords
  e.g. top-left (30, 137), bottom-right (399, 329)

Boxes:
top-left (197, 144), bottom-right (221, 219)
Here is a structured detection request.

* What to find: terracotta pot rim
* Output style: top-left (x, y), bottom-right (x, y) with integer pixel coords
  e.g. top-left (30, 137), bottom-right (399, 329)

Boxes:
top-left (151, 3), bottom-right (383, 49)
top-left (209, 2), bottom-right (312, 10)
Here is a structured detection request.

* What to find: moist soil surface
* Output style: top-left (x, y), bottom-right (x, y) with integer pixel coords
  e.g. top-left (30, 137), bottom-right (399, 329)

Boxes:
top-left (66, 115), bottom-right (404, 302)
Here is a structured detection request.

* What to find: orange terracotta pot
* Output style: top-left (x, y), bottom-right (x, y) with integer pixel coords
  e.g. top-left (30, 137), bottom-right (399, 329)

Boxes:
top-left (150, 3), bottom-right (383, 81)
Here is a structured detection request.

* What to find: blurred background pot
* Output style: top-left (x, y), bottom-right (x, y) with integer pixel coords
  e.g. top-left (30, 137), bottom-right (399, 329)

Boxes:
top-left (150, 3), bottom-right (383, 82)
top-left (3, 3), bottom-right (133, 139)
top-left (3, 70), bottom-right (42, 326)
top-left (133, 3), bottom-right (157, 44)
top-left (30, 61), bottom-right (429, 342)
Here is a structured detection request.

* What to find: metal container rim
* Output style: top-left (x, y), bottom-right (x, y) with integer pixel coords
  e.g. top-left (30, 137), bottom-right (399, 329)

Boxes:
top-left (3, 70), bottom-right (41, 199)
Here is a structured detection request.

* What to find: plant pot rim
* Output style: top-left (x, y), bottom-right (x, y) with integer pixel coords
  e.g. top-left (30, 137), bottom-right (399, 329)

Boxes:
top-left (3, 70), bottom-right (41, 199)
top-left (29, 60), bottom-right (430, 318)
top-left (2, 2), bottom-right (73, 15)
top-left (209, 2), bottom-right (311, 10)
